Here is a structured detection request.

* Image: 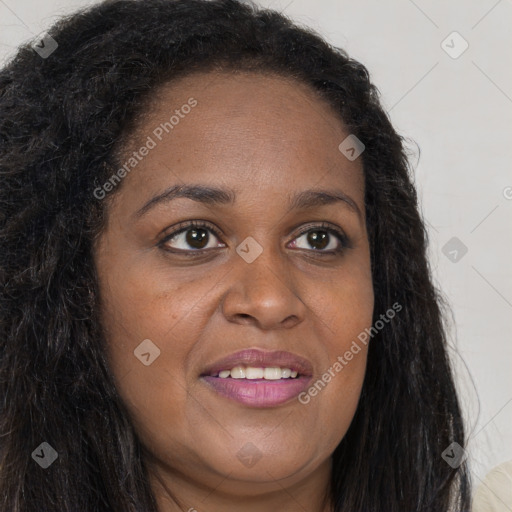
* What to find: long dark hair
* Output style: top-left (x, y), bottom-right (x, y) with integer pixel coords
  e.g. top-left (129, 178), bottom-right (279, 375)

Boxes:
top-left (0, 0), bottom-right (471, 510)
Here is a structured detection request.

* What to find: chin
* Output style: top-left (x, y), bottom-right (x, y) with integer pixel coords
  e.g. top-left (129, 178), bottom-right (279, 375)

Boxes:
top-left (198, 441), bottom-right (322, 485)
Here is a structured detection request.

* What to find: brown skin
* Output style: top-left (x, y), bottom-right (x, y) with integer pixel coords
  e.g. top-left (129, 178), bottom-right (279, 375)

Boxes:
top-left (93, 71), bottom-right (374, 512)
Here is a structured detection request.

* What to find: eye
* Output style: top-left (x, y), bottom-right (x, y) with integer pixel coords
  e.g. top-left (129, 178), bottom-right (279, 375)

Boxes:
top-left (158, 220), bottom-right (350, 256)
top-left (159, 220), bottom-right (225, 253)
top-left (288, 222), bottom-right (349, 255)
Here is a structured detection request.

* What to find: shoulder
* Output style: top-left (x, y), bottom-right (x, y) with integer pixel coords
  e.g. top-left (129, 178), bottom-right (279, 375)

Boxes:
top-left (472, 461), bottom-right (512, 512)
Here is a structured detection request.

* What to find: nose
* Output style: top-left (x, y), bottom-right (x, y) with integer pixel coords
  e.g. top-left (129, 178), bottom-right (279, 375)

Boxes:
top-left (220, 243), bottom-right (307, 330)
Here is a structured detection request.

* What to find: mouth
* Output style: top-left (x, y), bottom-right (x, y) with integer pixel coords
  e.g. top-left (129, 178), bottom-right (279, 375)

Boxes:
top-left (200, 349), bottom-right (313, 408)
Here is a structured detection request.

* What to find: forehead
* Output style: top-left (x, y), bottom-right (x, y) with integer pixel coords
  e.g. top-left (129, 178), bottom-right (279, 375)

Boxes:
top-left (112, 70), bottom-right (365, 213)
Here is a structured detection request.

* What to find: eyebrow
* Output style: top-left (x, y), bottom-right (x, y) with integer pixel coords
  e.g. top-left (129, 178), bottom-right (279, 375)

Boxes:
top-left (134, 183), bottom-right (363, 220)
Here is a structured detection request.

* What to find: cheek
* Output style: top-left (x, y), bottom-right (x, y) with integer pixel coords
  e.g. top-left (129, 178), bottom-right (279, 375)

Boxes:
top-left (298, 262), bottom-right (373, 436)
top-left (95, 253), bottom-right (214, 414)
top-left (309, 257), bottom-right (374, 351)
top-left (98, 253), bottom-right (214, 354)
top-left (298, 327), bottom-right (369, 454)
top-left (97, 266), bottom-right (207, 449)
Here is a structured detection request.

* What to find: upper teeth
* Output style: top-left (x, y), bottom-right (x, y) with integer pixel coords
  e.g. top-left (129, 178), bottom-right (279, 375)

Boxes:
top-left (216, 366), bottom-right (299, 379)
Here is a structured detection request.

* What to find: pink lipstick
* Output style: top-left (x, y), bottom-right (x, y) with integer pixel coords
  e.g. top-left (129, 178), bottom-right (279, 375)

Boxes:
top-left (200, 349), bottom-right (313, 408)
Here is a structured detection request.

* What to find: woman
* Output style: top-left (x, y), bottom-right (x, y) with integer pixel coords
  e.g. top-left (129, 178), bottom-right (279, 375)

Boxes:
top-left (0, 0), bottom-right (472, 510)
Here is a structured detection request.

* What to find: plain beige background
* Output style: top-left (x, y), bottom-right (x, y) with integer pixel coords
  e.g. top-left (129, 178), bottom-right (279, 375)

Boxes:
top-left (1, 0), bottom-right (511, 504)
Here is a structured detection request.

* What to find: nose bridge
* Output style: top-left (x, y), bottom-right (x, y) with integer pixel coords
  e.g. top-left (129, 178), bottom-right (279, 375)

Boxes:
top-left (236, 233), bottom-right (288, 295)
top-left (221, 233), bottom-right (306, 328)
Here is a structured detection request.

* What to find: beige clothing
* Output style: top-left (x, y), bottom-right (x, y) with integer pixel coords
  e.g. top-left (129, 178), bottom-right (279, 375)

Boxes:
top-left (473, 461), bottom-right (512, 512)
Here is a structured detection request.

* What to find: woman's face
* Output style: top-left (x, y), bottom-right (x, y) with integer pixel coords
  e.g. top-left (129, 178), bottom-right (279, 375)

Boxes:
top-left (94, 70), bottom-right (374, 505)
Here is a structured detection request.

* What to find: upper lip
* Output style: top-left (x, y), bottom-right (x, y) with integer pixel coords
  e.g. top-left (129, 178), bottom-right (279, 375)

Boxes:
top-left (201, 349), bottom-right (314, 377)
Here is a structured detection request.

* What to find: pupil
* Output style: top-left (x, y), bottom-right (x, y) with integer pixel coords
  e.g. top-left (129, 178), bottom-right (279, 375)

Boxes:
top-left (187, 228), bottom-right (208, 249)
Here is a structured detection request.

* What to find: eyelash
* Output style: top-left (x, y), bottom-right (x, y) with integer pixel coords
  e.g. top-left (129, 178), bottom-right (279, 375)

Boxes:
top-left (158, 220), bottom-right (351, 257)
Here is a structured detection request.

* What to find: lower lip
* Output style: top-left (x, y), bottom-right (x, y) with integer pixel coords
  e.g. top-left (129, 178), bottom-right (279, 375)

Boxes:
top-left (201, 376), bottom-right (312, 408)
